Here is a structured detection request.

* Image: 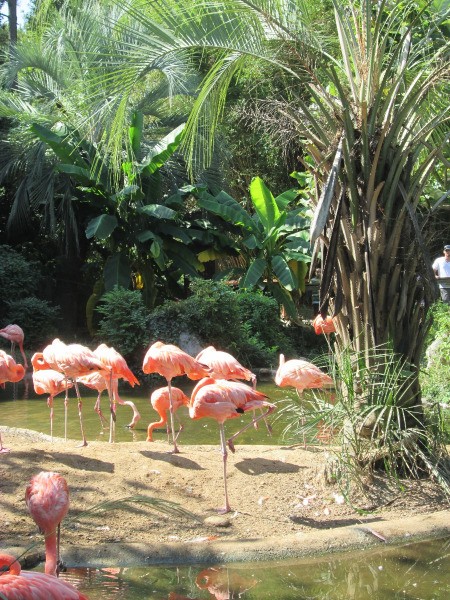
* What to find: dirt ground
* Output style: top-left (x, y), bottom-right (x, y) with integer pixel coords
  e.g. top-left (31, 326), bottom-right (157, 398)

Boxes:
top-left (0, 427), bottom-right (449, 567)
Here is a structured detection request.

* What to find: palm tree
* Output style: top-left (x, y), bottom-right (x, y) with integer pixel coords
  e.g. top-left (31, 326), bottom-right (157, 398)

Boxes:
top-left (91, 0), bottom-right (449, 461)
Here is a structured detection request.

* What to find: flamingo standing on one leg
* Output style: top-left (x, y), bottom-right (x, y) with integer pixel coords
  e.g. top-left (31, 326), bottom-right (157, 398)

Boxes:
top-left (32, 339), bottom-right (111, 446)
top-left (142, 341), bottom-right (210, 453)
top-left (92, 343), bottom-right (141, 443)
top-left (0, 350), bottom-right (25, 452)
top-left (0, 324), bottom-right (28, 369)
top-left (189, 377), bottom-right (275, 513)
top-left (32, 368), bottom-right (74, 441)
top-left (275, 353), bottom-right (334, 447)
top-left (0, 471), bottom-right (88, 599)
top-left (147, 386), bottom-right (190, 443)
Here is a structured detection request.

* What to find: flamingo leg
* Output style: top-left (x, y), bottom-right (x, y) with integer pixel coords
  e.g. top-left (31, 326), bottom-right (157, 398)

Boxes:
top-left (63, 386), bottom-right (69, 442)
top-left (167, 380), bottom-right (179, 453)
top-left (173, 414), bottom-right (184, 442)
top-left (227, 406), bottom-right (275, 453)
top-left (218, 423), bottom-right (231, 514)
top-left (108, 377), bottom-right (116, 444)
top-left (74, 381), bottom-right (87, 447)
top-left (47, 396), bottom-right (54, 442)
top-left (94, 391), bottom-right (108, 428)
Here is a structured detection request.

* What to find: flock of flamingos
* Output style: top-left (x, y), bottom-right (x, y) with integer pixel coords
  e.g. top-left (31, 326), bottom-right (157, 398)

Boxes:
top-left (0, 318), bottom-right (335, 598)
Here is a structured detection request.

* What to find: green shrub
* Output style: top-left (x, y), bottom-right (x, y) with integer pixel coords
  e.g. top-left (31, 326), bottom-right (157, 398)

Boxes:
top-left (0, 245), bottom-right (40, 302)
top-left (95, 288), bottom-right (150, 358)
top-left (3, 297), bottom-right (61, 349)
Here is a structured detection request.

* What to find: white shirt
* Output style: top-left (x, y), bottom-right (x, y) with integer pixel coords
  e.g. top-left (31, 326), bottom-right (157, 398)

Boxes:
top-left (432, 256), bottom-right (450, 288)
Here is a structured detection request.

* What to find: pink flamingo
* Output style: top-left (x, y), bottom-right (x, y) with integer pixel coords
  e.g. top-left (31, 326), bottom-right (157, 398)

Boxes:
top-left (312, 315), bottom-right (336, 335)
top-left (275, 354), bottom-right (334, 394)
top-left (142, 341), bottom-right (210, 453)
top-left (189, 377), bottom-right (275, 513)
top-left (147, 386), bottom-right (190, 443)
top-left (0, 324), bottom-right (28, 369)
top-left (32, 368), bottom-right (74, 441)
top-left (0, 349), bottom-right (25, 452)
top-left (275, 354), bottom-right (334, 447)
top-left (0, 471), bottom-right (88, 599)
top-left (91, 343), bottom-right (141, 442)
top-left (32, 339), bottom-right (111, 446)
top-left (0, 554), bottom-right (88, 599)
top-left (195, 346), bottom-right (256, 387)
top-left (196, 345), bottom-right (271, 434)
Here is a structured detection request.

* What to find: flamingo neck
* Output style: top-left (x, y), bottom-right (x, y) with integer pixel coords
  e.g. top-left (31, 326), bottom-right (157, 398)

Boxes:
top-left (44, 531), bottom-right (58, 576)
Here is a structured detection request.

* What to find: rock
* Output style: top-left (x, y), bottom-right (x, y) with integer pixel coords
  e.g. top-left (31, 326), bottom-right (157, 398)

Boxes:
top-left (204, 515), bottom-right (232, 528)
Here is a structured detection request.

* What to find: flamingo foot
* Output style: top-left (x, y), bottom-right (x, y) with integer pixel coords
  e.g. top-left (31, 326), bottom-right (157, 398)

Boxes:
top-left (227, 439), bottom-right (236, 453)
top-left (76, 440), bottom-right (88, 448)
top-left (217, 505), bottom-right (231, 514)
top-left (170, 446), bottom-right (181, 454)
top-left (0, 446), bottom-right (11, 453)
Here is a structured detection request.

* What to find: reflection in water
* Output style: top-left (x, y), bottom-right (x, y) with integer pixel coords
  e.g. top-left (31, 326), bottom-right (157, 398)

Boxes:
top-left (55, 537), bottom-right (449, 599)
top-left (195, 567), bottom-right (258, 599)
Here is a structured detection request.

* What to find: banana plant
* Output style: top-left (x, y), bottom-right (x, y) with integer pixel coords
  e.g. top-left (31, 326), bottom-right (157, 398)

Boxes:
top-left (195, 176), bottom-right (312, 320)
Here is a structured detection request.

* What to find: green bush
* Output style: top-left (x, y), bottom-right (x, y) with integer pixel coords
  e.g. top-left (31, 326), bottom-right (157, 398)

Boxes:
top-left (95, 288), bottom-right (150, 359)
top-left (147, 279), bottom-right (318, 368)
top-left (3, 297), bottom-right (61, 349)
top-left (0, 245), bottom-right (39, 302)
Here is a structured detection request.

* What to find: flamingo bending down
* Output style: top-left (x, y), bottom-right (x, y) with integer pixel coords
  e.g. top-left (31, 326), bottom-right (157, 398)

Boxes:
top-left (78, 371), bottom-right (141, 435)
top-left (312, 314), bottom-right (336, 335)
top-left (92, 344), bottom-right (141, 442)
top-left (32, 369), bottom-right (74, 441)
top-left (142, 341), bottom-right (210, 453)
top-left (189, 377), bottom-right (275, 513)
top-left (32, 339), bottom-right (111, 446)
top-left (0, 350), bottom-right (26, 452)
top-left (147, 386), bottom-right (190, 443)
top-left (0, 471), bottom-right (88, 599)
top-left (0, 324), bottom-right (28, 369)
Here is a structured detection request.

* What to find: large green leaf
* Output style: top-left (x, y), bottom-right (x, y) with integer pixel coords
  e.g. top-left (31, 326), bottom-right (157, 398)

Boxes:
top-left (138, 204), bottom-right (177, 219)
top-left (57, 164), bottom-right (96, 186)
top-left (129, 110), bottom-right (144, 157)
top-left (267, 282), bottom-right (297, 321)
top-left (141, 123), bottom-right (186, 176)
top-left (197, 190), bottom-right (256, 231)
top-left (240, 258), bottom-right (266, 288)
top-left (103, 253), bottom-right (132, 291)
top-left (86, 215), bottom-right (118, 240)
top-left (31, 123), bottom-right (84, 166)
top-left (249, 176), bottom-right (281, 231)
top-left (271, 255), bottom-right (296, 291)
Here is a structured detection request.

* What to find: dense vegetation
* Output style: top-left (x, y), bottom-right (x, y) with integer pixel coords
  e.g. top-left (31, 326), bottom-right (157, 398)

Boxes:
top-left (0, 0), bottom-right (449, 492)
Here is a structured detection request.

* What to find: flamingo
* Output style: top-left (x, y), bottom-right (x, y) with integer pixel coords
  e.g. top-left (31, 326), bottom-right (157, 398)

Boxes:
top-left (312, 314), bottom-right (336, 335)
top-left (32, 339), bottom-right (111, 446)
top-left (0, 554), bottom-right (89, 599)
top-left (32, 368), bottom-right (74, 441)
top-left (142, 341), bottom-right (210, 453)
top-left (275, 354), bottom-right (334, 394)
top-left (77, 371), bottom-right (141, 436)
top-left (195, 346), bottom-right (256, 387)
top-left (275, 354), bottom-right (334, 447)
top-left (91, 343), bottom-right (141, 442)
top-left (0, 324), bottom-right (28, 369)
top-left (147, 386), bottom-right (190, 443)
top-left (189, 377), bottom-right (275, 513)
top-left (196, 345), bottom-right (271, 434)
top-left (0, 350), bottom-right (25, 452)
top-left (0, 471), bottom-right (88, 599)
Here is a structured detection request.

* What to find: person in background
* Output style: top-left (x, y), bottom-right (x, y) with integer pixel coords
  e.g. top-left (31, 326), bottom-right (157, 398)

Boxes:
top-left (432, 244), bottom-right (450, 304)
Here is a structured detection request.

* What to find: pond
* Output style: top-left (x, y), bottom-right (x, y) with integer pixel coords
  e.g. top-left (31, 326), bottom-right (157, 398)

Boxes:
top-left (41, 536), bottom-right (450, 599)
top-left (0, 380), bottom-right (308, 446)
